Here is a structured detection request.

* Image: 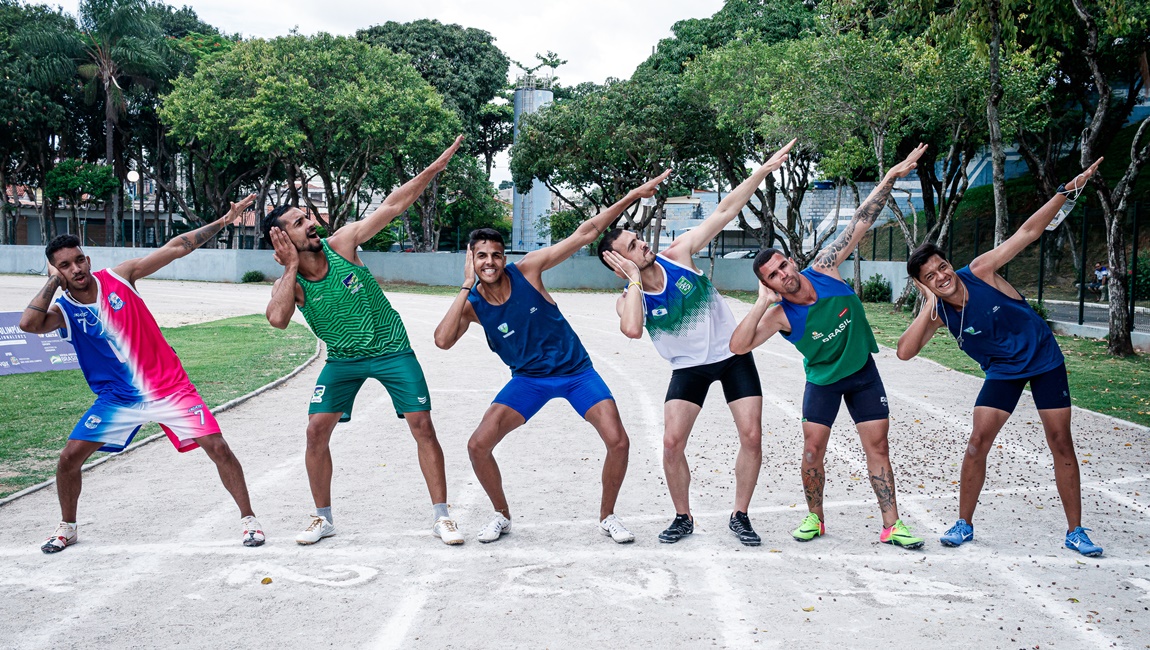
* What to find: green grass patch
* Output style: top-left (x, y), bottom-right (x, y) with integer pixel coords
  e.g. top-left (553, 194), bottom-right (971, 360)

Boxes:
top-left (0, 315), bottom-right (316, 498)
top-left (723, 292), bottom-right (1150, 427)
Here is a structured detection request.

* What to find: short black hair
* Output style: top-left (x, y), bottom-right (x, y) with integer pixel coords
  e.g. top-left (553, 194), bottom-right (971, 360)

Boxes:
top-left (596, 228), bottom-right (629, 269)
top-left (468, 228), bottom-right (504, 249)
top-left (907, 243), bottom-right (947, 280)
top-left (751, 248), bottom-right (785, 283)
top-left (261, 204), bottom-right (296, 245)
top-left (45, 234), bottom-right (82, 264)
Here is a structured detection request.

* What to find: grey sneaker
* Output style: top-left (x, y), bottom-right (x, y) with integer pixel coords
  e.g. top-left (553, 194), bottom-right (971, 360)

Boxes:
top-left (476, 513), bottom-right (511, 543)
top-left (599, 514), bottom-right (635, 543)
top-left (295, 515), bottom-right (335, 545)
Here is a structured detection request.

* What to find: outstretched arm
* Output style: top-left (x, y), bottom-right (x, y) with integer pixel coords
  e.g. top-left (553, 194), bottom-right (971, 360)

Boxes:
top-left (896, 280), bottom-right (944, 360)
top-left (18, 267), bottom-right (66, 334)
top-left (729, 282), bottom-right (786, 354)
top-left (812, 144), bottom-right (927, 273)
top-left (434, 246), bottom-right (478, 349)
top-left (332, 135), bottom-right (463, 252)
top-left (970, 158), bottom-right (1102, 278)
top-left (113, 194), bottom-right (255, 285)
top-left (518, 170), bottom-right (671, 275)
top-left (669, 140), bottom-right (795, 261)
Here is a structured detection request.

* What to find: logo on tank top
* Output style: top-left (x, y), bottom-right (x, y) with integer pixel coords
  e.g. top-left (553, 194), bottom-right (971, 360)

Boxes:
top-left (675, 277), bottom-right (695, 295)
top-left (341, 273), bottom-right (363, 295)
top-left (498, 323), bottom-right (515, 338)
top-left (963, 326), bottom-right (981, 336)
top-left (107, 292), bottom-right (124, 311)
top-left (813, 318), bottom-right (851, 344)
top-left (651, 307), bottom-right (668, 317)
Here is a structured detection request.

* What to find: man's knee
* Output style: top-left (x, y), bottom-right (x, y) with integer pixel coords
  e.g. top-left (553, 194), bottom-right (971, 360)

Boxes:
top-left (862, 435), bottom-right (889, 459)
top-left (966, 430), bottom-right (997, 458)
top-left (58, 445), bottom-right (90, 471)
top-left (607, 431), bottom-right (630, 455)
top-left (740, 428), bottom-right (762, 453)
top-left (1045, 429), bottom-right (1076, 458)
top-left (663, 432), bottom-right (689, 457)
top-left (468, 432), bottom-right (494, 460)
top-left (406, 413), bottom-right (437, 443)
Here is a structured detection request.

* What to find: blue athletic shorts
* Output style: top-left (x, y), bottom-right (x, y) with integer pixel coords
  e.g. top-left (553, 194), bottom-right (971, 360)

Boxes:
top-left (802, 355), bottom-right (889, 428)
top-left (975, 363), bottom-right (1071, 413)
top-left (493, 367), bottom-right (614, 422)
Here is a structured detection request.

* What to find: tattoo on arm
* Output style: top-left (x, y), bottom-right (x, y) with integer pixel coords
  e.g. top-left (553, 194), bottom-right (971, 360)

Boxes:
top-left (178, 220), bottom-right (226, 252)
top-left (37, 277), bottom-right (60, 301)
top-left (802, 467), bottom-right (825, 511)
top-left (26, 304), bottom-right (46, 313)
top-left (868, 466), bottom-right (896, 514)
top-left (814, 177), bottom-right (895, 269)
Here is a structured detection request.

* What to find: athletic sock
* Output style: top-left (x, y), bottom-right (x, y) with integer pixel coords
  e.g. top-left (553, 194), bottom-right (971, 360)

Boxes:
top-left (316, 506), bottom-right (333, 524)
top-left (433, 503), bottom-right (449, 520)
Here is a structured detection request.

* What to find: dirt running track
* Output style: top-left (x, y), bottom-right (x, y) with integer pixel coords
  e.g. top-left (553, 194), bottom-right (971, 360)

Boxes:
top-left (1, 275), bottom-right (1148, 648)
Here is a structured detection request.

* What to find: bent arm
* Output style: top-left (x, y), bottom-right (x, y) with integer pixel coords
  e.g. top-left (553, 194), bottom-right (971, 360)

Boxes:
top-left (266, 274), bottom-right (299, 330)
top-left (433, 289), bottom-right (476, 349)
top-left (896, 303), bottom-right (943, 360)
top-left (729, 299), bottom-right (785, 355)
top-left (19, 275), bottom-right (65, 334)
top-left (616, 289), bottom-right (645, 339)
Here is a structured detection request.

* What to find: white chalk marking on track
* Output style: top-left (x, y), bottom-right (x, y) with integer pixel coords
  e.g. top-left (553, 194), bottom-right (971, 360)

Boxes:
top-left (1083, 483), bottom-right (1150, 516)
top-left (998, 568), bottom-right (1117, 649)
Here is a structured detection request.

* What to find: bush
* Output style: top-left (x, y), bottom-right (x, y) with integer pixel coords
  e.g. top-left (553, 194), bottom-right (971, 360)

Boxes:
top-left (1028, 299), bottom-right (1051, 323)
top-left (241, 270), bottom-right (265, 283)
top-left (861, 274), bottom-right (892, 302)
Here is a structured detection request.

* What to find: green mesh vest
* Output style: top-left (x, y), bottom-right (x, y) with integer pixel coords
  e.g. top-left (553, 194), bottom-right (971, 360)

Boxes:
top-left (297, 240), bottom-right (411, 359)
top-left (780, 268), bottom-right (878, 385)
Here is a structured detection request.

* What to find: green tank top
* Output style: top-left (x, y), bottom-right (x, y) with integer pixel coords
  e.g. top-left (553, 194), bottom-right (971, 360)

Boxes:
top-left (297, 240), bottom-right (411, 359)
top-left (780, 268), bottom-right (878, 385)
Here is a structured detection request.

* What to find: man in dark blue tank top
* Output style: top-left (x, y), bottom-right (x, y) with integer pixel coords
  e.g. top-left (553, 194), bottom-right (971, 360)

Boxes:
top-left (897, 159), bottom-right (1104, 557)
top-left (434, 171), bottom-right (670, 544)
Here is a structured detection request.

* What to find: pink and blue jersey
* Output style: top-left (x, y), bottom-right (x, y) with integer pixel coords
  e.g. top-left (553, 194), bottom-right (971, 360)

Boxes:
top-left (56, 269), bottom-right (190, 404)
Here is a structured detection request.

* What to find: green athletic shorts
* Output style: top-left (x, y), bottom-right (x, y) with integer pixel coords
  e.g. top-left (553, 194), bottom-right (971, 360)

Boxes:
top-left (309, 349), bottom-right (431, 421)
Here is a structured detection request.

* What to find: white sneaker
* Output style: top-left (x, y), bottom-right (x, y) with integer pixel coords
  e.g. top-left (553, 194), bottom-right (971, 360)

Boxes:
top-left (295, 515), bottom-right (336, 545)
top-left (432, 516), bottom-right (465, 546)
top-left (241, 515), bottom-right (265, 547)
top-left (41, 521), bottom-right (77, 554)
top-left (599, 514), bottom-right (635, 543)
top-left (476, 512), bottom-right (511, 543)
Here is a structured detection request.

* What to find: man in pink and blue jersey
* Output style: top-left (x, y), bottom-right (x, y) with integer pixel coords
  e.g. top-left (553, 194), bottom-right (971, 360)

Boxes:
top-left (19, 195), bottom-right (265, 553)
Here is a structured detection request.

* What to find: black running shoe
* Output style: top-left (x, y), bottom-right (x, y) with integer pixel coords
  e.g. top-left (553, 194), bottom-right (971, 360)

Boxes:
top-left (658, 514), bottom-right (694, 543)
top-left (729, 511), bottom-right (761, 546)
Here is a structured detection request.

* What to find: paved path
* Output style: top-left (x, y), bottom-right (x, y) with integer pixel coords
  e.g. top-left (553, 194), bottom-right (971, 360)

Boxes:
top-left (1046, 300), bottom-right (1150, 331)
top-left (0, 276), bottom-right (1147, 648)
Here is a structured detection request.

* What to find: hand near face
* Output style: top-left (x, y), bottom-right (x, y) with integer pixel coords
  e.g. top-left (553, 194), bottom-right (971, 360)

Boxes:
top-left (603, 250), bottom-right (641, 284)
top-left (270, 227), bottom-right (298, 268)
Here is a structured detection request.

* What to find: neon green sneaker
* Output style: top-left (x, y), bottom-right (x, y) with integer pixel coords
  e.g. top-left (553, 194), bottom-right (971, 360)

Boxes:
top-left (880, 519), bottom-right (924, 549)
top-left (791, 512), bottom-right (825, 542)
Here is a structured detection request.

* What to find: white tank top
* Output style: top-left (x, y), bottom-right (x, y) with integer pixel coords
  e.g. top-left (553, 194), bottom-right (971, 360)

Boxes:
top-left (632, 255), bottom-right (737, 369)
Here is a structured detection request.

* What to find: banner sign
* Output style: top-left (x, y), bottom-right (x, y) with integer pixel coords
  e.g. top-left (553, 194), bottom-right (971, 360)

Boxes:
top-left (0, 311), bottom-right (80, 376)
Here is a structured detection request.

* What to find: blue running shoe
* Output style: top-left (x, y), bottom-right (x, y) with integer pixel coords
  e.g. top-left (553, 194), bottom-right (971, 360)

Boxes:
top-left (1065, 527), bottom-right (1103, 557)
top-left (939, 519), bottom-right (973, 547)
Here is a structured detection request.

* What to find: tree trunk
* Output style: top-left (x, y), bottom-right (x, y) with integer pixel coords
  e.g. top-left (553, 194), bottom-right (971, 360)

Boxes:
top-left (1105, 212), bottom-right (1133, 356)
top-left (105, 80), bottom-right (120, 248)
top-left (986, 0), bottom-right (1009, 248)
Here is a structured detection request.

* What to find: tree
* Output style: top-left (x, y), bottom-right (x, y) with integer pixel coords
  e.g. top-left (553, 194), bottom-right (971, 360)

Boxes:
top-left (161, 33), bottom-right (455, 236)
top-left (44, 159), bottom-right (117, 240)
top-left (475, 101), bottom-right (514, 177)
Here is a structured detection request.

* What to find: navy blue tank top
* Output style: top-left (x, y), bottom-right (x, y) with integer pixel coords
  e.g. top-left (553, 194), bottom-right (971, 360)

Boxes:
top-left (938, 266), bottom-right (1064, 379)
top-left (467, 263), bottom-right (592, 377)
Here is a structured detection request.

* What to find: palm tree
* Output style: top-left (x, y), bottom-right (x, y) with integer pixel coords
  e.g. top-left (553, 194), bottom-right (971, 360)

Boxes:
top-left (75, 0), bottom-right (165, 246)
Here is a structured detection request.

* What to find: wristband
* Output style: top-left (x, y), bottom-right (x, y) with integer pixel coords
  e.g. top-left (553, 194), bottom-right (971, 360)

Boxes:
top-left (1056, 184), bottom-right (1072, 197)
top-left (627, 281), bottom-right (642, 291)
top-left (461, 284), bottom-right (474, 291)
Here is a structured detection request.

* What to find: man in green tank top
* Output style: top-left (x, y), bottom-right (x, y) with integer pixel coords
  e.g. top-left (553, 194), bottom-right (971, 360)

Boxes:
top-left (731, 145), bottom-right (928, 550)
top-left (263, 136), bottom-right (465, 547)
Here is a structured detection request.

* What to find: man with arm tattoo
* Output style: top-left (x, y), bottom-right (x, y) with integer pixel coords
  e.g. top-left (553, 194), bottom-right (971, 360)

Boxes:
top-left (897, 159), bottom-right (1104, 556)
top-left (729, 145), bottom-right (928, 550)
top-left (19, 195), bottom-right (267, 553)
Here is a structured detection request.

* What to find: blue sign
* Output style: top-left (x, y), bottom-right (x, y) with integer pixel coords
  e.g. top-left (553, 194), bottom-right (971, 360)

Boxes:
top-left (0, 311), bottom-right (80, 376)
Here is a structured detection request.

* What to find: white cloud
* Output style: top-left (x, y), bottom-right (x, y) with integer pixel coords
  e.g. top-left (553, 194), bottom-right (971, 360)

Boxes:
top-left (53, 0), bottom-right (724, 183)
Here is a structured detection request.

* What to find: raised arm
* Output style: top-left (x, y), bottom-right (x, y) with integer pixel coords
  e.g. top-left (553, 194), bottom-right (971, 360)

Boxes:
top-left (18, 269), bottom-right (66, 334)
top-left (332, 135), bottom-right (463, 252)
top-left (895, 280), bottom-right (944, 360)
top-left (602, 250), bottom-right (645, 339)
top-left (265, 227), bottom-right (301, 329)
top-left (433, 246), bottom-right (478, 349)
top-left (669, 139), bottom-right (795, 260)
top-left (969, 158), bottom-right (1102, 279)
top-left (729, 282), bottom-right (786, 354)
top-left (811, 144), bottom-right (927, 273)
top-left (113, 194), bottom-right (255, 285)
top-left (518, 170), bottom-right (671, 275)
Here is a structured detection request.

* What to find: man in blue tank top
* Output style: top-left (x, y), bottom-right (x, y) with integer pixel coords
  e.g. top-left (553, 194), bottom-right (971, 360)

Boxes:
top-left (434, 171), bottom-right (670, 544)
top-left (596, 139), bottom-right (794, 546)
top-left (897, 158), bottom-right (1104, 557)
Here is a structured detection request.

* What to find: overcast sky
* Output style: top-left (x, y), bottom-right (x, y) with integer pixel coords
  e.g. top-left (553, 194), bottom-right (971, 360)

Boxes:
top-left (49, 0), bottom-right (726, 184)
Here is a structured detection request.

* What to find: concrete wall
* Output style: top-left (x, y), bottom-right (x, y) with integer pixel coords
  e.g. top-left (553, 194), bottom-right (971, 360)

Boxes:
top-left (0, 245), bottom-right (908, 300)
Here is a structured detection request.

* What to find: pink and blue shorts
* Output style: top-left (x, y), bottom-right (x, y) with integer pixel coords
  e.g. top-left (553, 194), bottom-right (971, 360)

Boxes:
top-left (69, 384), bottom-right (220, 453)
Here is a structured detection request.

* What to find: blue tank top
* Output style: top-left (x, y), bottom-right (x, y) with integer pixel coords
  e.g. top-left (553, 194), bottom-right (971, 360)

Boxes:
top-left (938, 266), bottom-right (1064, 379)
top-left (467, 263), bottom-right (592, 377)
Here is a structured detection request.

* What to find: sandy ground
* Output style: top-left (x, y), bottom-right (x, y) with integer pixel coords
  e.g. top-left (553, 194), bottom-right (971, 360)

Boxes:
top-left (1, 274), bottom-right (1148, 648)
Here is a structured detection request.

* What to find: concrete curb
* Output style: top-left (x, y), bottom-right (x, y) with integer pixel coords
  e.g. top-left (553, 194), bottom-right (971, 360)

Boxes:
top-left (1045, 298), bottom-right (1150, 315)
top-left (0, 338), bottom-right (323, 508)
